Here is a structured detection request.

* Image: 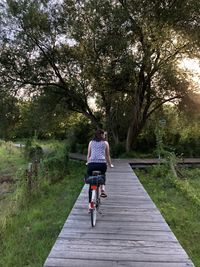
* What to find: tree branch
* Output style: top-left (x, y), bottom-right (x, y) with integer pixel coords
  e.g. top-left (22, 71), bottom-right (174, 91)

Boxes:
top-left (147, 96), bottom-right (180, 118)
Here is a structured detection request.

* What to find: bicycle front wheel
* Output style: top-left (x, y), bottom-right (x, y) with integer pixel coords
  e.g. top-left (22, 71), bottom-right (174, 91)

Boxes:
top-left (91, 207), bottom-right (97, 227)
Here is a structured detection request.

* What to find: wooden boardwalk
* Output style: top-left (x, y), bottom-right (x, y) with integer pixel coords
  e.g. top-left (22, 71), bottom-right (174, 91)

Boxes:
top-left (44, 160), bottom-right (195, 267)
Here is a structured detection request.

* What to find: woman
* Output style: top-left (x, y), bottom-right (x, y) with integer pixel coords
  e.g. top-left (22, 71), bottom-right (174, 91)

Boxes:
top-left (87, 129), bottom-right (113, 202)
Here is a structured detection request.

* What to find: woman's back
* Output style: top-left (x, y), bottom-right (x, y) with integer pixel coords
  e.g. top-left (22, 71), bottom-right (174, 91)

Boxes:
top-left (88, 140), bottom-right (106, 163)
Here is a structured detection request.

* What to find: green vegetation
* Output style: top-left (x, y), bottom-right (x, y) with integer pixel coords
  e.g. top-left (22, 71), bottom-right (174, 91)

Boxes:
top-left (0, 141), bottom-right (86, 267)
top-left (136, 166), bottom-right (200, 267)
top-left (0, 0), bottom-right (199, 265)
top-left (0, 141), bottom-right (27, 216)
top-left (0, 141), bottom-right (26, 173)
top-left (1, 1), bottom-right (200, 152)
top-left (0, 161), bottom-right (85, 267)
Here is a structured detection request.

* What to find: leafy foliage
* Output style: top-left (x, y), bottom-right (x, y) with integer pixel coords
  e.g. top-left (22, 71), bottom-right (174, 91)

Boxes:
top-left (0, 92), bottom-right (20, 140)
top-left (42, 142), bottom-right (69, 182)
top-left (0, 0), bottom-right (200, 151)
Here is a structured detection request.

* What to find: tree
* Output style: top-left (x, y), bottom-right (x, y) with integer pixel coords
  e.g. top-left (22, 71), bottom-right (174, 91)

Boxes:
top-left (0, 0), bottom-right (101, 127)
top-left (15, 91), bottom-right (79, 139)
top-left (0, 0), bottom-right (199, 151)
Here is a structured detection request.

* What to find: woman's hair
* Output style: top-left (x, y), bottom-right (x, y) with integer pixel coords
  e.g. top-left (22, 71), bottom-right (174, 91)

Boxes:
top-left (93, 129), bottom-right (105, 142)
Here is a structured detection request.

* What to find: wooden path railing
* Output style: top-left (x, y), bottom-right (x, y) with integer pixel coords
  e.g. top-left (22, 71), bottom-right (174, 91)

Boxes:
top-left (44, 159), bottom-right (195, 267)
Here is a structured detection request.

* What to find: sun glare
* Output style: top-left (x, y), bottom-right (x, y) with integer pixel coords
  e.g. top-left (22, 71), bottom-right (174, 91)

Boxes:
top-left (179, 58), bottom-right (200, 91)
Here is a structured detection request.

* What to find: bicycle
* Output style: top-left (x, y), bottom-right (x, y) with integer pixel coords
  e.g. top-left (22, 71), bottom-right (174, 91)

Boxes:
top-left (85, 171), bottom-right (105, 227)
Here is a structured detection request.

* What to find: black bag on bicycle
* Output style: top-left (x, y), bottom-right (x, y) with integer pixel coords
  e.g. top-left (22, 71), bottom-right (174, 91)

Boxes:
top-left (85, 174), bottom-right (105, 185)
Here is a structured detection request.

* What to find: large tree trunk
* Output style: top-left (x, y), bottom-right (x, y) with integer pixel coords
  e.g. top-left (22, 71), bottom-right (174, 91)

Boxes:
top-left (126, 125), bottom-right (134, 153)
top-left (125, 105), bottom-right (144, 152)
top-left (111, 127), bottom-right (120, 145)
top-left (126, 122), bottom-right (139, 152)
top-left (105, 111), bottom-right (120, 145)
top-left (126, 112), bottom-right (148, 152)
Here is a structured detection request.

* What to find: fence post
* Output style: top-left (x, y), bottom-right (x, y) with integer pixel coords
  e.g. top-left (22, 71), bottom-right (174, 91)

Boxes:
top-left (26, 162), bottom-right (33, 192)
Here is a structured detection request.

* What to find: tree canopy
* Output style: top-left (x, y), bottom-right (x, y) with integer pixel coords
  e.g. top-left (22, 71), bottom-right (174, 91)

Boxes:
top-left (0, 0), bottom-right (199, 151)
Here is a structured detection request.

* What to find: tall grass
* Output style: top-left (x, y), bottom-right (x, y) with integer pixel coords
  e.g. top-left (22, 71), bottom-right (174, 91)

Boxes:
top-left (0, 140), bottom-right (86, 266)
top-left (0, 141), bottom-right (27, 220)
top-left (0, 141), bottom-right (26, 174)
top-left (0, 161), bottom-right (85, 267)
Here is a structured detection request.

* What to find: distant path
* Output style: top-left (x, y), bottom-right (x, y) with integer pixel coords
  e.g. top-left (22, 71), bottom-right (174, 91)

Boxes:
top-left (14, 143), bottom-right (25, 148)
top-left (44, 155), bottom-right (195, 267)
top-left (69, 152), bottom-right (200, 166)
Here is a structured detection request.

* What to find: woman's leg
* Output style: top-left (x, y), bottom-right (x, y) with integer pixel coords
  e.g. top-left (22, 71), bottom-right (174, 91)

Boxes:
top-left (97, 163), bottom-right (107, 197)
top-left (87, 163), bottom-right (93, 203)
top-left (88, 185), bottom-right (92, 203)
top-left (87, 163), bottom-right (107, 201)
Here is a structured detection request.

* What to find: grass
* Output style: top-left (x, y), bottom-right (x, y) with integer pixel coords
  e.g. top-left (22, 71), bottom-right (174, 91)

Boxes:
top-left (0, 142), bottom-right (27, 216)
top-left (0, 142), bottom-right (26, 176)
top-left (181, 167), bottom-right (200, 196)
top-left (0, 160), bottom-right (86, 267)
top-left (135, 166), bottom-right (200, 267)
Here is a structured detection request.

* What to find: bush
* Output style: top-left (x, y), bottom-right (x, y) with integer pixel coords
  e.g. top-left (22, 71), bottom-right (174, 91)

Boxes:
top-left (111, 143), bottom-right (126, 158)
top-left (42, 143), bottom-right (69, 182)
top-left (24, 139), bottom-right (44, 161)
top-left (28, 146), bottom-right (44, 162)
top-left (67, 118), bottom-right (93, 153)
top-left (0, 139), bottom-right (6, 146)
top-left (176, 138), bottom-right (200, 157)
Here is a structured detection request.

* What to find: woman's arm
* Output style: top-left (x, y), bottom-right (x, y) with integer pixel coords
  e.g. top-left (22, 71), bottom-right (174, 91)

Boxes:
top-left (105, 141), bottom-right (113, 167)
top-left (87, 141), bottom-right (92, 163)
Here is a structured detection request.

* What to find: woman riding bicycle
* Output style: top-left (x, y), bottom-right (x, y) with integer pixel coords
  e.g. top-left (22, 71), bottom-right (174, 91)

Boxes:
top-left (87, 129), bottom-right (113, 202)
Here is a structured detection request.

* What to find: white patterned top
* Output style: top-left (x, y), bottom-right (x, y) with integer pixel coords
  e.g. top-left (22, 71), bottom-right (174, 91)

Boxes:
top-left (88, 140), bottom-right (106, 163)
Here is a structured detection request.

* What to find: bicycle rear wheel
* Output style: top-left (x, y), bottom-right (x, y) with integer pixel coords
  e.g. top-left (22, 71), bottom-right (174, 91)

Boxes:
top-left (91, 207), bottom-right (97, 227)
top-left (96, 187), bottom-right (101, 210)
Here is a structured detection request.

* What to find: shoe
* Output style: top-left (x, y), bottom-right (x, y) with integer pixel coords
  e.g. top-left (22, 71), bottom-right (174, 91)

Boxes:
top-left (100, 190), bottom-right (107, 198)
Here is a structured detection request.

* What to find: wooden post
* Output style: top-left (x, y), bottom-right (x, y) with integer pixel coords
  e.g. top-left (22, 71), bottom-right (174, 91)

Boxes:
top-left (27, 163), bottom-right (33, 192)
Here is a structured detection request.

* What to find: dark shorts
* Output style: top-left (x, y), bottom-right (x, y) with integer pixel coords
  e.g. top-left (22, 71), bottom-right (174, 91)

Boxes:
top-left (87, 162), bottom-right (107, 176)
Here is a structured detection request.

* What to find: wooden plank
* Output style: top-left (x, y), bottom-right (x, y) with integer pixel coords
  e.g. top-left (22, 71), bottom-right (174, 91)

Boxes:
top-left (58, 232), bottom-right (177, 242)
top-left (77, 196), bottom-right (154, 202)
top-left (59, 228), bottom-right (174, 237)
top-left (64, 220), bottom-right (171, 231)
top-left (48, 250), bottom-right (190, 262)
top-left (57, 237), bottom-right (188, 249)
top-left (66, 214), bottom-right (167, 224)
top-left (53, 239), bottom-right (187, 254)
top-left (45, 258), bottom-right (194, 267)
top-left (75, 203), bottom-right (158, 210)
top-left (70, 209), bottom-right (163, 219)
top-left (72, 207), bottom-right (162, 215)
